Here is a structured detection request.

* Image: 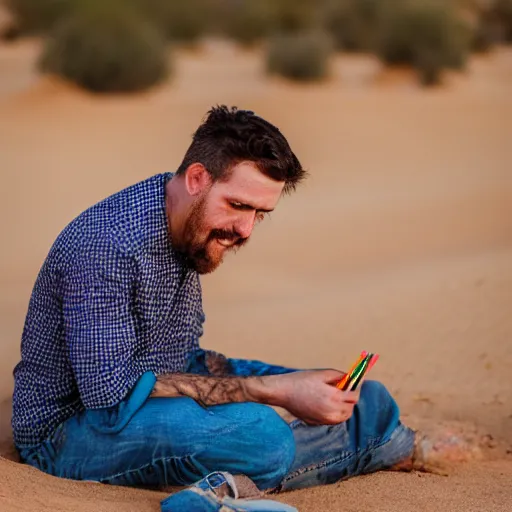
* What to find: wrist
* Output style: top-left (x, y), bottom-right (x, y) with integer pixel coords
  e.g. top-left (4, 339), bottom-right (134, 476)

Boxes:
top-left (243, 375), bottom-right (284, 406)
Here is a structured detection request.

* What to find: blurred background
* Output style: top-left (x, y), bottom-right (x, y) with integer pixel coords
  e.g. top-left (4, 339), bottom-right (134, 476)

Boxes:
top-left (0, 0), bottom-right (511, 454)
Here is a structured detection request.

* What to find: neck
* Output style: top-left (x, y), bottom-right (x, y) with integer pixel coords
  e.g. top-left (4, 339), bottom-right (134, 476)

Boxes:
top-left (165, 176), bottom-right (188, 245)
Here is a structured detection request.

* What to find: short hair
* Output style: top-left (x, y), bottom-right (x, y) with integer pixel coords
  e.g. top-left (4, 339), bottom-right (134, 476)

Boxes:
top-left (176, 105), bottom-right (306, 194)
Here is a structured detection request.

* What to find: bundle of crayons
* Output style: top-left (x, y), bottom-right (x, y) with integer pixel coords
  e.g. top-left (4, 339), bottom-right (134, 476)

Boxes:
top-left (336, 351), bottom-right (379, 391)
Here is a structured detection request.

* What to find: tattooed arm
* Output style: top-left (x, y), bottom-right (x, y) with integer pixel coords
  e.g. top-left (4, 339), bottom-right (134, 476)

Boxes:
top-left (151, 373), bottom-right (268, 406)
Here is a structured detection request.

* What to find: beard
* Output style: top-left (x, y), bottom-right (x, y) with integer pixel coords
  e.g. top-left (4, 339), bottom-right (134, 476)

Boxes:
top-left (176, 194), bottom-right (248, 274)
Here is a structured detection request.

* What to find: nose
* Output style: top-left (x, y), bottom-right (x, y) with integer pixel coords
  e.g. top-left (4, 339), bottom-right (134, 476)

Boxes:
top-left (235, 211), bottom-right (256, 239)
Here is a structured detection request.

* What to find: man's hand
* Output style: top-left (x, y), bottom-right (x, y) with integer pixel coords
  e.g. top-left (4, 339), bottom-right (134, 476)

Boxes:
top-left (262, 370), bottom-right (359, 425)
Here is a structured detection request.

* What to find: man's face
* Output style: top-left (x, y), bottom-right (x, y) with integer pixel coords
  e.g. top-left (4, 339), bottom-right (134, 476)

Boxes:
top-left (180, 162), bottom-right (284, 274)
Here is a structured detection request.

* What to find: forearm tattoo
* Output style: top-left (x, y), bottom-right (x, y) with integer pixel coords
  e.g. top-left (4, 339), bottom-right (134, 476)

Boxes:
top-left (152, 373), bottom-right (255, 407)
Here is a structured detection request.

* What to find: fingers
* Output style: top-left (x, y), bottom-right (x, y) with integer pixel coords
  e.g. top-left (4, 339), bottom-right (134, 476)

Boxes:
top-left (321, 369), bottom-right (347, 384)
top-left (341, 390), bottom-right (360, 404)
top-left (301, 418), bottom-right (324, 426)
top-left (322, 406), bottom-right (354, 425)
top-left (327, 385), bottom-right (360, 404)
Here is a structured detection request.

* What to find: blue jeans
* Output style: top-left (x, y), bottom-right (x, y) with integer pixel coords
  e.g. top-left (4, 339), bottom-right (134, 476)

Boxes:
top-left (20, 351), bottom-right (415, 491)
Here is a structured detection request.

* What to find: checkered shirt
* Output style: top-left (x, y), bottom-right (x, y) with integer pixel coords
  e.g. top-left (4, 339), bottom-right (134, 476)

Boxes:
top-left (12, 173), bottom-right (205, 447)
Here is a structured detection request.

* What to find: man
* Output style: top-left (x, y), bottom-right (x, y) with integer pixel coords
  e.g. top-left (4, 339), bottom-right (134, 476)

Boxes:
top-left (13, 106), bottom-right (446, 494)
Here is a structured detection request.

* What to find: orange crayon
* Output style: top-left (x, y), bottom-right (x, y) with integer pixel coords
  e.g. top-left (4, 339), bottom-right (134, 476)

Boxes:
top-left (336, 351), bottom-right (367, 390)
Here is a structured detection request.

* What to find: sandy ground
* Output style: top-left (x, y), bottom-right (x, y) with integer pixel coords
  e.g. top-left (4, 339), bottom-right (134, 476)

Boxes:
top-left (0, 38), bottom-right (511, 511)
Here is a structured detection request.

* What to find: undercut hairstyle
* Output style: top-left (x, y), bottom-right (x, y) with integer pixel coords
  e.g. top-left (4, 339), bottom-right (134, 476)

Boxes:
top-left (176, 105), bottom-right (307, 194)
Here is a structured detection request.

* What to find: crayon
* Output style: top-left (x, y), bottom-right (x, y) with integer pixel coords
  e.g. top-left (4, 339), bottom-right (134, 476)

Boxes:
top-left (349, 353), bottom-right (380, 391)
top-left (366, 354), bottom-right (379, 372)
top-left (347, 353), bottom-right (372, 391)
top-left (336, 351), bottom-right (367, 390)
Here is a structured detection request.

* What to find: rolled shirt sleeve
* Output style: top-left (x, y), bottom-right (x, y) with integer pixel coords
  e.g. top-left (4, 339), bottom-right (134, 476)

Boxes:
top-left (84, 371), bottom-right (157, 434)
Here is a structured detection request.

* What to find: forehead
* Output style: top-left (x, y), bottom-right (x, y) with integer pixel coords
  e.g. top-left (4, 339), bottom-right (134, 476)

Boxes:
top-left (213, 161), bottom-right (284, 208)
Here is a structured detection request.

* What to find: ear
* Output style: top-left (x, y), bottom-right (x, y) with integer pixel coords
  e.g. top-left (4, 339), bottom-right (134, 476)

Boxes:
top-left (184, 163), bottom-right (212, 197)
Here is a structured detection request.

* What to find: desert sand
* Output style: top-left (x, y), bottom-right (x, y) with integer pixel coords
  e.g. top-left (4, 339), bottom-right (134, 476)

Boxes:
top-left (0, 38), bottom-right (511, 511)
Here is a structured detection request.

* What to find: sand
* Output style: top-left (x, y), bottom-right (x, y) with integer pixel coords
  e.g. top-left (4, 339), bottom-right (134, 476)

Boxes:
top-left (0, 38), bottom-right (511, 511)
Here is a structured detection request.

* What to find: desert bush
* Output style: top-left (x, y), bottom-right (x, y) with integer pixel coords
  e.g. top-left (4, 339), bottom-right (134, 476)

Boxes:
top-left (218, 0), bottom-right (275, 46)
top-left (215, 0), bottom-right (321, 45)
top-left (133, 0), bottom-right (210, 44)
top-left (495, 0), bottom-right (512, 41)
top-left (39, 3), bottom-right (169, 93)
top-left (272, 0), bottom-right (323, 33)
top-left (6, 0), bottom-right (212, 42)
top-left (377, 2), bottom-right (472, 85)
top-left (473, 0), bottom-right (512, 49)
top-left (323, 0), bottom-right (382, 51)
top-left (266, 30), bottom-right (333, 82)
top-left (6, 0), bottom-right (71, 34)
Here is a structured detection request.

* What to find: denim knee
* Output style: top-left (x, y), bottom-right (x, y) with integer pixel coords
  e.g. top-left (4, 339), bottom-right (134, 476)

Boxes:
top-left (357, 380), bottom-right (401, 444)
top-left (231, 404), bottom-right (296, 490)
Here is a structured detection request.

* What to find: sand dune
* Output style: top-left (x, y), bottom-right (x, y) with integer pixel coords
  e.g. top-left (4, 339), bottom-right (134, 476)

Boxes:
top-left (0, 40), bottom-right (511, 511)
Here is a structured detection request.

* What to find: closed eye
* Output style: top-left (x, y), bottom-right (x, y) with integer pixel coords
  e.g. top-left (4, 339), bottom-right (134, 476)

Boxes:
top-left (229, 201), bottom-right (272, 222)
top-left (230, 201), bottom-right (251, 211)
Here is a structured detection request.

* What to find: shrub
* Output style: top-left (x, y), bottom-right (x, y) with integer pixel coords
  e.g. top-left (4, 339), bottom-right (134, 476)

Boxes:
top-left (272, 0), bottom-right (322, 33)
top-left (495, 0), bottom-right (512, 41)
top-left (473, 0), bottom-right (512, 50)
top-left (133, 0), bottom-right (209, 44)
top-left (218, 0), bottom-right (275, 46)
top-left (39, 3), bottom-right (169, 93)
top-left (472, 17), bottom-right (496, 52)
top-left (6, 0), bottom-right (71, 34)
top-left (7, 0), bottom-right (212, 42)
top-left (266, 30), bottom-right (333, 82)
top-left (377, 2), bottom-right (472, 85)
top-left (323, 0), bottom-right (382, 51)
top-left (216, 0), bottom-right (321, 45)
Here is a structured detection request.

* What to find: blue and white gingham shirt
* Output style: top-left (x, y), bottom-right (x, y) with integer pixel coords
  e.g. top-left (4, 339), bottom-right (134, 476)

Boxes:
top-left (12, 173), bottom-right (205, 447)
